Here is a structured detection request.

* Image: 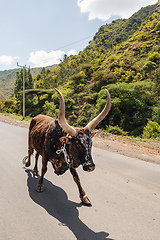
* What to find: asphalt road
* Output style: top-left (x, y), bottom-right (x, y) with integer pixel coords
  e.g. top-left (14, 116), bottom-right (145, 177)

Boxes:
top-left (0, 121), bottom-right (160, 240)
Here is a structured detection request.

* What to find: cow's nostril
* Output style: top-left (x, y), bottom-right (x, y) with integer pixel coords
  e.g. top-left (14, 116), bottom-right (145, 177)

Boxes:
top-left (83, 164), bottom-right (95, 172)
top-left (89, 165), bottom-right (95, 171)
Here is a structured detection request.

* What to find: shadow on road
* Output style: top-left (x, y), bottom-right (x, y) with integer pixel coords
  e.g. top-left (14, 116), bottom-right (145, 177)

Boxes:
top-left (25, 169), bottom-right (114, 240)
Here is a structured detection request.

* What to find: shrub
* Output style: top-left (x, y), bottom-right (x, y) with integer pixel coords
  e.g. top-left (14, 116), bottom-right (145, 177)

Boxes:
top-left (0, 100), bottom-right (15, 114)
top-left (0, 101), bottom-right (4, 112)
top-left (142, 121), bottom-right (160, 140)
top-left (147, 52), bottom-right (160, 64)
top-left (152, 103), bottom-right (160, 124)
top-left (105, 125), bottom-right (128, 136)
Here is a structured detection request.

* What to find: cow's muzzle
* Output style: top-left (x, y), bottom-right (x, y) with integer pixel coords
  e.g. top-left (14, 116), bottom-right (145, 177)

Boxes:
top-left (83, 162), bottom-right (95, 172)
top-left (51, 162), bottom-right (69, 176)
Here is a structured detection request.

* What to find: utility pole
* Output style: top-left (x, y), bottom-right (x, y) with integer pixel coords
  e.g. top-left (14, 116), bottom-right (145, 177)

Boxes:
top-left (17, 62), bottom-right (26, 120)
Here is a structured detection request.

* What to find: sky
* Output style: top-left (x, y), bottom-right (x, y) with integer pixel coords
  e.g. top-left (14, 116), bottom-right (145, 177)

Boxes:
top-left (0, 0), bottom-right (158, 71)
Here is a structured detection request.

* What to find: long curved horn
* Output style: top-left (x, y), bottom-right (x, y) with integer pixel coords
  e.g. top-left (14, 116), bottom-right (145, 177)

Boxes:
top-left (55, 88), bottom-right (77, 136)
top-left (86, 89), bottom-right (111, 132)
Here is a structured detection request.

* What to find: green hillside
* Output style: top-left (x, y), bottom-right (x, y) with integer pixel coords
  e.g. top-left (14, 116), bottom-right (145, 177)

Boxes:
top-left (0, 65), bottom-right (58, 100)
top-left (0, 69), bottom-right (17, 100)
top-left (1, 1), bottom-right (160, 138)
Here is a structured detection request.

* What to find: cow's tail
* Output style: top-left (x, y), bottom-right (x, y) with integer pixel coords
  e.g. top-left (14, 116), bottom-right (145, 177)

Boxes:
top-left (22, 155), bottom-right (29, 165)
top-left (22, 118), bottom-right (35, 166)
top-left (22, 148), bottom-right (34, 166)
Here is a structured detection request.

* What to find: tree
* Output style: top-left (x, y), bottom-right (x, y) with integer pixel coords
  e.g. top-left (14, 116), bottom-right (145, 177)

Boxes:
top-left (142, 61), bottom-right (157, 74)
top-left (97, 81), bottom-right (155, 136)
top-left (153, 67), bottom-right (160, 96)
top-left (14, 70), bottom-right (23, 97)
top-left (63, 54), bottom-right (68, 61)
top-left (26, 68), bottom-right (33, 89)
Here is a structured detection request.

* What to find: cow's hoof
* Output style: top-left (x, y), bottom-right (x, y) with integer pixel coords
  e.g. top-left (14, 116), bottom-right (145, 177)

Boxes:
top-left (81, 195), bottom-right (92, 206)
top-left (36, 184), bottom-right (44, 192)
top-left (33, 169), bottom-right (39, 176)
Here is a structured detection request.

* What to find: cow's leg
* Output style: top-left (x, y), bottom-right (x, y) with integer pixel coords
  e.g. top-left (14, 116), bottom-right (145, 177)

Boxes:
top-left (36, 156), bottom-right (48, 192)
top-left (33, 152), bottom-right (39, 176)
top-left (70, 167), bottom-right (92, 205)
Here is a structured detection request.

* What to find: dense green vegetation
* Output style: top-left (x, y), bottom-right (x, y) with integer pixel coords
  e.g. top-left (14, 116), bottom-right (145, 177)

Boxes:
top-left (1, 1), bottom-right (160, 139)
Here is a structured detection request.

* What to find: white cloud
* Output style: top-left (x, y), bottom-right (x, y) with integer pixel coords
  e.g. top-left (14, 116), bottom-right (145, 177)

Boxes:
top-left (28, 50), bottom-right (64, 67)
top-left (0, 55), bottom-right (13, 66)
top-left (77, 0), bottom-right (158, 21)
top-left (28, 49), bottom-right (77, 67)
top-left (67, 49), bottom-right (77, 56)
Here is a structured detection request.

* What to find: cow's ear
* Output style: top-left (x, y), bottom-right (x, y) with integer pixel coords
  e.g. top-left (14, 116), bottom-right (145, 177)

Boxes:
top-left (60, 136), bottom-right (71, 144)
top-left (91, 132), bottom-right (96, 138)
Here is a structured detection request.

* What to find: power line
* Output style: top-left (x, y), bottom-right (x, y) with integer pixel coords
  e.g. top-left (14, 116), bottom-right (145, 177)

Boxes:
top-left (53, 35), bottom-right (94, 51)
top-left (19, 35), bottom-right (94, 64)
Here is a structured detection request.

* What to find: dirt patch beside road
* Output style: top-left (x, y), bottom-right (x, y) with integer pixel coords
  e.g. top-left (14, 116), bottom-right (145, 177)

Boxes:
top-left (93, 131), bottom-right (160, 165)
top-left (0, 113), bottom-right (160, 165)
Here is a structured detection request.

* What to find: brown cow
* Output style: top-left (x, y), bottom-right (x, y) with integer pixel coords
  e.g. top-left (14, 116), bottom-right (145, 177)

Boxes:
top-left (23, 88), bottom-right (111, 205)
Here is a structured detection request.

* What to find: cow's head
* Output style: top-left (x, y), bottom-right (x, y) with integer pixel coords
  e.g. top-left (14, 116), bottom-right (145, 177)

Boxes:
top-left (60, 128), bottom-right (95, 171)
top-left (55, 88), bottom-right (111, 172)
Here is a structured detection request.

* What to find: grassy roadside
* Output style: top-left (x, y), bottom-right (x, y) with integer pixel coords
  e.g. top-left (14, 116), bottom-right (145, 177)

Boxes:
top-left (0, 112), bottom-right (31, 122)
